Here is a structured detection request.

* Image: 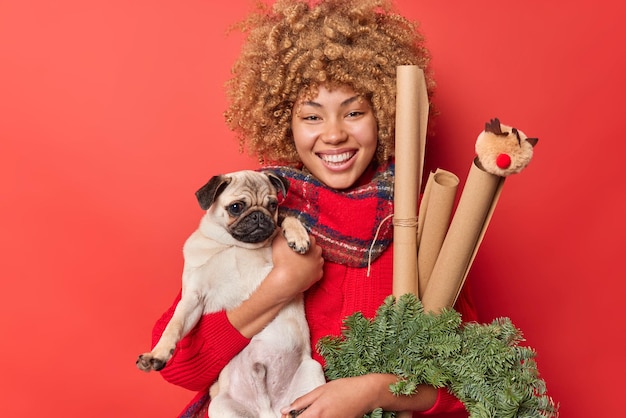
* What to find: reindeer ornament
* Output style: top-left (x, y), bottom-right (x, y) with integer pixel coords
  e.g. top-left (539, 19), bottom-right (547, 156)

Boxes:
top-left (475, 118), bottom-right (538, 177)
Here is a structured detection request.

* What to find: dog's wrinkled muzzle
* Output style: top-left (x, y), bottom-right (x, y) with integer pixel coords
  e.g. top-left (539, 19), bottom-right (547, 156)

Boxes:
top-left (230, 210), bottom-right (276, 243)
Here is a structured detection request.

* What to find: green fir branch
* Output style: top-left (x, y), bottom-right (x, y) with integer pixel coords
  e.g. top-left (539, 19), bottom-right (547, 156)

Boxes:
top-left (317, 294), bottom-right (558, 418)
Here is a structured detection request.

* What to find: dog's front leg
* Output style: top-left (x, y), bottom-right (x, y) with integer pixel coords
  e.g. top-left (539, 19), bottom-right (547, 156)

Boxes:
top-left (136, 290), bottom-right (204, 372)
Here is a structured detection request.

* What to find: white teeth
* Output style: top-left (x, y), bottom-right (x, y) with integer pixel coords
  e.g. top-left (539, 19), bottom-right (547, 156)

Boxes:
top-left (320, 152), bottom-right (354, 164)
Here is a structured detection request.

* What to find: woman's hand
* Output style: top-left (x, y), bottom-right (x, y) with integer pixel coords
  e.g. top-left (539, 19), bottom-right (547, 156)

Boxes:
top-left (280, 374), bottom-right (438, 418)
top-left (268, 229), bottom-right (324, 301)
top-left (280, 376), bottom-right (380, 418)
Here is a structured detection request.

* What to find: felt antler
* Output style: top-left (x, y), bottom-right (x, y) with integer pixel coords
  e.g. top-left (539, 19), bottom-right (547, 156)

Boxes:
top-left (484, 117), bottom-right (506, 136)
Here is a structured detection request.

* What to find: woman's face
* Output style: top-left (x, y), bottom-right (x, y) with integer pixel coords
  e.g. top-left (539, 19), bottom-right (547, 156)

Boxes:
top-left (291, 85), bottom-right (378, 190)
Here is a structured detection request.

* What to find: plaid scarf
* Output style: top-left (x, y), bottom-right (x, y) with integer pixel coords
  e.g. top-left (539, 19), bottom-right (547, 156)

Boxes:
top-left (264, 162), bottom-right (394, 267)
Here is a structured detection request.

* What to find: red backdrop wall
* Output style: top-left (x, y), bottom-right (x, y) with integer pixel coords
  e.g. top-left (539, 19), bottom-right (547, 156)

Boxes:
top-left (1, 1), bottom-right (622, 416)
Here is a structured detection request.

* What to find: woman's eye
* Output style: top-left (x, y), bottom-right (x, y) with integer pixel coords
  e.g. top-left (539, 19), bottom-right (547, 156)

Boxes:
top-left (227, 202), bottom-right (245, 216)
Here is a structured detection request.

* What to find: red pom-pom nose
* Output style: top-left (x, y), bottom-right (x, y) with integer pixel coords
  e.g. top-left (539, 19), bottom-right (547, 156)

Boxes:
top-left (496, 153), bottom-right (511, 169)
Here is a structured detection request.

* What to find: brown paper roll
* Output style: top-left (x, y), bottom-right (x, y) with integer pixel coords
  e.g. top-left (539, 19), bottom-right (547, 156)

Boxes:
top-left (392, 65), bottom-right (428, 298)
top-left (392, 65), bottom-right (429, 418)
top-left (417, 169), bottom-right (459, 298)
top-left (421, 158), bottom-right (504, 312)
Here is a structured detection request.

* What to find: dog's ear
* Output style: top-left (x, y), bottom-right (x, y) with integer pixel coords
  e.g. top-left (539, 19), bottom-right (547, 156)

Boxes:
top-left (266, 172), bottom-right (289, 197)
top-left (195, 175), bottom-right (231, 210)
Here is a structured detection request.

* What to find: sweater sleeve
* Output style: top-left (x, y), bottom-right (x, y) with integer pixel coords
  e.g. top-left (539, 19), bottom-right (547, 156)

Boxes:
top-left (151, 291), bottom-right (251, 392)
top-left (414, 388), bottom-right (468, 417)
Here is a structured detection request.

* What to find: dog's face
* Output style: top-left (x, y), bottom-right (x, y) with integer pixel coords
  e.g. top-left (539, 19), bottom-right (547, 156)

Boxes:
top-left (195, 170), bottom-right (288, 245)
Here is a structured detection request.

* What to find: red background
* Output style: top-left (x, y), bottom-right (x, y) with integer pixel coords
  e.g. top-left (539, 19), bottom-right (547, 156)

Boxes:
top-left (1, 1), bottom-right (623, 416)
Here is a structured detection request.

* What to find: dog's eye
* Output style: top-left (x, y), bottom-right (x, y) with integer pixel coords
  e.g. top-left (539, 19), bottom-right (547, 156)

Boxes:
top-left (269, 201), bottom-right (278, 212)
top-left (227, 202), bottom-right (245, 216)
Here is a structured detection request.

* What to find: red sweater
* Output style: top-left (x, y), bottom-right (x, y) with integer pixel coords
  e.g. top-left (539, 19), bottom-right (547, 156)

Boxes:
top-left (152, 244), bottom-right (477, 417)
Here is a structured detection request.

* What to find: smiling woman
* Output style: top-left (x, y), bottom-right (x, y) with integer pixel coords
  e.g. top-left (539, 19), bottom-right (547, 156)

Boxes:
top-left (150, 1), bottom-right (480, 417)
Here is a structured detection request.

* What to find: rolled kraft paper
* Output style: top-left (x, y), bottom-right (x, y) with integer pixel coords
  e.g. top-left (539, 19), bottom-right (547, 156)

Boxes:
top-left (421, 158), bottom-right (505, 312)
top-left (392, 65), bottom-right (428, 298)
top-left (416, 170), bottom-right (434, 246)
top-left (417, 169), bottom-right (459, 298)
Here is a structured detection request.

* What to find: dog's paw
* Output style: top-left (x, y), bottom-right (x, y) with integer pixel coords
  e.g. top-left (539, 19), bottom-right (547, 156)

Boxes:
top-left (287, 237), bottom-right (310, 254)
top-left (136, 353), bottom-right (167, 372)
top-left (281, 217), bottom-right (310, 254)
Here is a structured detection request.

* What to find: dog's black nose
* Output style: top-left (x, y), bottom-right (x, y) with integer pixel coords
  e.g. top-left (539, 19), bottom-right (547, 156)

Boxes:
top-left (249, 211), bottom-right (272, 228)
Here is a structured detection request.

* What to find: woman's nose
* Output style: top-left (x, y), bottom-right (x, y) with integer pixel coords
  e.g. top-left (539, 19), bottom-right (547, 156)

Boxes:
top-left (321, 121), bottom-right (347, 144)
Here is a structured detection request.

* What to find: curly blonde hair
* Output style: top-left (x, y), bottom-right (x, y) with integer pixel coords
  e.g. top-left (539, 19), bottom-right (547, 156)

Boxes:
top-left (225, 0), bottom-right (433, 165)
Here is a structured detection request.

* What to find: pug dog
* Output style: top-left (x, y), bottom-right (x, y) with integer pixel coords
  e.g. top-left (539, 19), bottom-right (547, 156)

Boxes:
top-left (136, 170), bottom-right (326, 417)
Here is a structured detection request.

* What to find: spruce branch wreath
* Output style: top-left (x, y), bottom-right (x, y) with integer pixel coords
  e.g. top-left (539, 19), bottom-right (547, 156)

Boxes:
top-left (317, 294), bottom-right (558, 418)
